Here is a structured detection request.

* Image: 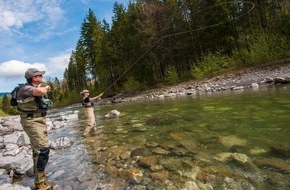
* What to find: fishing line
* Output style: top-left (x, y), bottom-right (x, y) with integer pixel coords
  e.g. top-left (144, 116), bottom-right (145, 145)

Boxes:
top-left (102, 1), bottom-right (256, 94)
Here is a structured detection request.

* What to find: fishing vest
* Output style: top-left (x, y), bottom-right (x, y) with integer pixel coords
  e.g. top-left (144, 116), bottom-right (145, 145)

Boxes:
top-left (82, 97), bottom-right (94, 108)
top-left (17, 84), bottom-right (52, 113)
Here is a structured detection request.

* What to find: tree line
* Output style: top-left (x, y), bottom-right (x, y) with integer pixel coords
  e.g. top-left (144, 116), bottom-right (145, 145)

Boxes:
top-left (2, 0), bottom-right (290, 113)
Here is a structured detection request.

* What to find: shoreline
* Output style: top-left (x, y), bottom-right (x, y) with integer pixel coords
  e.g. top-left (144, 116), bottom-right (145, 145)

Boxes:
top-left (104, 61), bottom-right (290, 104)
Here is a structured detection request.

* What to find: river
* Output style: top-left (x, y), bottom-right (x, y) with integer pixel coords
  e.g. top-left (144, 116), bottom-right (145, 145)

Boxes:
top-left (18, 84), bottom-right (290, 190)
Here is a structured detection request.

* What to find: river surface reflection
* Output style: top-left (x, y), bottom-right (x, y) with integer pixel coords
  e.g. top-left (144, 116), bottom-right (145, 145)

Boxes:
top-left (19, 85), bottom-right (290, 190)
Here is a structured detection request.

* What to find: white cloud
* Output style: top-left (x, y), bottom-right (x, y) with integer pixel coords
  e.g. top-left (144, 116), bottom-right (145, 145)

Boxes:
top-left (0, 60), bottom-right (47, 78)
top-left (0, 56), bottom-right (70, 92)
top-left (0, 0), bottom-right (65, 39)
top-left (46, 51), bottom-right (71, 78)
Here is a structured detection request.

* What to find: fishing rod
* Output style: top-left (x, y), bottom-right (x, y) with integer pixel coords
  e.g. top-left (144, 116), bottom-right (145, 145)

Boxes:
top-left (101, 1), bottom-right (255, 95)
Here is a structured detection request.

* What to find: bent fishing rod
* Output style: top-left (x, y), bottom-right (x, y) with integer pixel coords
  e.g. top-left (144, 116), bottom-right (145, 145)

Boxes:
top-left (101, 1), bottom-right (255, 95)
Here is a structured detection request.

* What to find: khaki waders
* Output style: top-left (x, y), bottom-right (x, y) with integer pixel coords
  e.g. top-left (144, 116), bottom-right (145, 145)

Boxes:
top-left (83, 107), bottom-right (97, 136)
top-left (20, 114), bottom-right (50, 186)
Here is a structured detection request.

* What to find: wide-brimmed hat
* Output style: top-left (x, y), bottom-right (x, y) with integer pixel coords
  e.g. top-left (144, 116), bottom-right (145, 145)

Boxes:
top-left (80, 89), bottom-right (90, 95)
top-left (25, 68), bottom-right (45, 79)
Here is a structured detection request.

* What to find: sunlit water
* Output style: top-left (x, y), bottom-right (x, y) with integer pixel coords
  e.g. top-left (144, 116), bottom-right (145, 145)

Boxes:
top-left (19, 85), bottom-right (290, 190)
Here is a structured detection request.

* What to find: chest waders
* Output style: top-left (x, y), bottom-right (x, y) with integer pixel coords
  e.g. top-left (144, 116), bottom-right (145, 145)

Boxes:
top-left (18, 90), bottom-right (51, 188)
top-left (82, 98), bottom-right (97, 137)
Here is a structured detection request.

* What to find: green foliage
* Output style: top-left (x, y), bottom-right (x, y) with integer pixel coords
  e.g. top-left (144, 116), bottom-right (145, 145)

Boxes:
top-left (164, 65), bottom-right (179, 84)
top-left (122, 76), bottom-right (145, 93)
top-left (0, 97), bottom-right (8, 116)
top-left (1, 95), bottom-right (18, 115)
top-left (1, 94), bottom-right (9, 112)
top-left (233, 32), bottom-right (288, 66)
top-left (190, 52), bottom-right (231, 79)
top-left (52, 90), bottom-right (81, 107)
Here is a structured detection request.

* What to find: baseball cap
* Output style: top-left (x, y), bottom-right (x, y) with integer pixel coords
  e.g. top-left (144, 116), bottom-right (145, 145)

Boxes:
top-left (25, 68), bottom-right (45, 79)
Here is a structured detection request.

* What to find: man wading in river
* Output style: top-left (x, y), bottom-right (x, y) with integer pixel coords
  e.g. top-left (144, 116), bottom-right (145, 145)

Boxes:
top-left (80, 89), bottom-right (103, 137)
top-left (16, 68), bottom-right (53, 190)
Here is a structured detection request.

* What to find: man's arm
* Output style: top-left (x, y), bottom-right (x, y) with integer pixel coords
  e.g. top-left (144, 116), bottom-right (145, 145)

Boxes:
top-left (33, 85), bottom-right (51, 96)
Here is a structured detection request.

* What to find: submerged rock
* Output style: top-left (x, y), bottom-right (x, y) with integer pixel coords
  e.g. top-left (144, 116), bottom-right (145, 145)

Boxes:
top-left (150, 170), bottom-right (169, 182)
top-left (119, 168), bottom-right (144, 183)
top-left (270, 144), bottom-right (290, 157)
top-left (253, 157), bottom-right (290, 174)
top-left (219, 135), bottom-right (248, 148)
top-left (105, 110), bottom-right (121, 118)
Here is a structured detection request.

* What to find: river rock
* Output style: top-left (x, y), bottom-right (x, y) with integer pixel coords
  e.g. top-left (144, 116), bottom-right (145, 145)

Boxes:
top-left (184, 181), bottom-right (200, 190)
top-left (249, 147), bottom-right (268, 155)
top-left (50, 137), bottom-right (74, 150)
top-left (1, 116), bottom-right (22, 132)
top-left (51, 120), bottom-right (67, 129)
top-left (119, 168), bottom-right (143, 183)
top-left (150, 165), bottom-right (164, 172)
top-left (253, 157), bottom-right (290, 174)
top-left (270, 144), bottom-right (290, 157)
top-left (0, 183), bottom-right (31, 190)
top-left (9, 156), bottom-right (33, 174)
top-left (232, 86), bottom-right (244, 90)
top-left (150, 170), bottom-right (169, 182)
top-left (251, 83), bottom-right (259, 89)
top-left (152, 147), bottom-right (169, 155)
top-left (265, 77), bottom-right (274, 83)
top-left (170, 132), bottom-right (189, 140)
top-left (219, 135), bottom-right (247, 148)
top-left (105, 110), bottom-right (121, 118)
top-left (131, 147), bottom-right (152, 157)
top-left (274, 77), bottom-right (286, 83)
top-left (3, 131), bottom-right (30, 145)
top-left (215, 152), bottom-right (233, 162)
top-left (138, 156), bottom-right (157, 167)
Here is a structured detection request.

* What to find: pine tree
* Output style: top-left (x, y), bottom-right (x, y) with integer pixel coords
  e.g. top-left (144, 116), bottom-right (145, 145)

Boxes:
top-left (1, 94), bottom-right (10, 113)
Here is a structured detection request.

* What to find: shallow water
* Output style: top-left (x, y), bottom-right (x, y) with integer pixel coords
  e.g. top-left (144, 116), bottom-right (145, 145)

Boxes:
top-left (19, 85), bottom-right (290, 189)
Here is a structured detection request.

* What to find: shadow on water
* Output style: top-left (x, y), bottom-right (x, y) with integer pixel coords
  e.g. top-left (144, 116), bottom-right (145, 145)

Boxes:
top-left (19, 85), bottom-right (290, 189)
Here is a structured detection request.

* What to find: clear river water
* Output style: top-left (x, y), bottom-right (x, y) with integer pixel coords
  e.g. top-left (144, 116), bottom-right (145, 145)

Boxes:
top-left (19, 84), bottom-right (290, 190)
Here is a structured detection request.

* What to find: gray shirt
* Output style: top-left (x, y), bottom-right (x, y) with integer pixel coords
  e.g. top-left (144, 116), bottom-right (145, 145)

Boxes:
top-left (17, 85), bottom-right (35, 100)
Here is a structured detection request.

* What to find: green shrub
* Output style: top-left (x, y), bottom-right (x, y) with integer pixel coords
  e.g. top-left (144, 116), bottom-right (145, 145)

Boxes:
top-left (190, 52), bottom-right (230, 79)
top-left (53, 90), bottom-right (80, 107)
top-left (233, 32), bottom-right (288, 66)
top-left (122, 76), bottom-right (145, 93)
top-left (164, 65), bottom-right (179, 84)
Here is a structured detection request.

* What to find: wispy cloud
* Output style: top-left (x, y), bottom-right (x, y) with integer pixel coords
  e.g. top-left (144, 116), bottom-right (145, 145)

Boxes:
top-left (0, 0), bottom-right (65, 40)
top-left (46, 51), bottom-right (72, 78)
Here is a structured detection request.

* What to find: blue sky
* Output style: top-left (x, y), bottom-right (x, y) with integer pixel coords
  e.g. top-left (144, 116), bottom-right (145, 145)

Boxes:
top-left (0, 0), bottom-right (127, 92)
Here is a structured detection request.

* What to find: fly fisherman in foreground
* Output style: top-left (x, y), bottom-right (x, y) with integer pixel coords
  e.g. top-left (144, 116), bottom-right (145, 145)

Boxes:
top-left (16, 68), bottom-right (53, 190)
top-left (80, 89), bottom-right (103, 137)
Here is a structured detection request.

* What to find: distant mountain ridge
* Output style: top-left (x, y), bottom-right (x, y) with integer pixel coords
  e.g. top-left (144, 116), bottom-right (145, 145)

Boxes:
top-left (0, 92), bottom-right (10, 97)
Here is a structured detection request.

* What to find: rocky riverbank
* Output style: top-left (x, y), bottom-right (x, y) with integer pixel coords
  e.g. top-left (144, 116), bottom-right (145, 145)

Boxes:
top-left (0, 114), bottom-right (77, 190)
top-left (105, 62), bottom-right (290, 103)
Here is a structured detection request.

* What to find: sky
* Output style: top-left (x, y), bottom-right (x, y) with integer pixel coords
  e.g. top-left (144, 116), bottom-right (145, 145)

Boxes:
top-left (0, 0), bottom-right (127, 92)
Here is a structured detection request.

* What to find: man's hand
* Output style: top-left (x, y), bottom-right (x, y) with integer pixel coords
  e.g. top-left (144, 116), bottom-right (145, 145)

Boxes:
top-left (45, 85), bottom-right (51, 92)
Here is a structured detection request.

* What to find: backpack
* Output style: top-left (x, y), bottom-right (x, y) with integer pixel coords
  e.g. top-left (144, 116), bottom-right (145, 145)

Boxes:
top-left (10, 84), bottom-right (26, 106)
